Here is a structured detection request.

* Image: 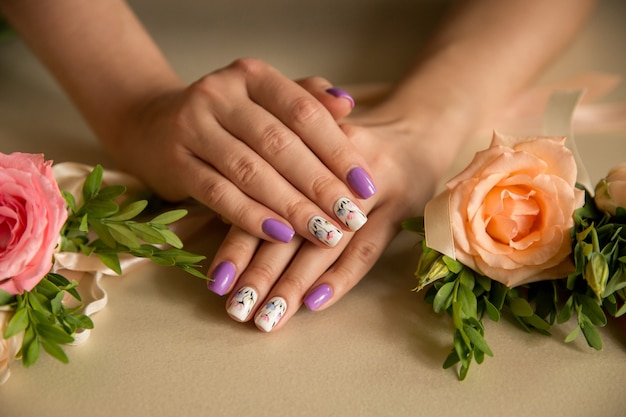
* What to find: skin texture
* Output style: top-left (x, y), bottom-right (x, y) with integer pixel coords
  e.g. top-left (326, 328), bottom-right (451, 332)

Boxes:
top-left (0, 0), bottom-right (598, 331)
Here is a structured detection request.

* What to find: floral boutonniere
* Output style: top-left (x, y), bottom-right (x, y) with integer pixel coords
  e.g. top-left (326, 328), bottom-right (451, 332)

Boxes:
top-left (403, 132), bottom-right (626, 380)
top-left (0, 152), bottom-right (207, 384)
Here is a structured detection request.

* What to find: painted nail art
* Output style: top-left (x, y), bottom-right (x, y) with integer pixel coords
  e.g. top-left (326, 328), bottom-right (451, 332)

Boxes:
top-left (227, 286), bottom-right (258, 321)
top-left (308, 216), bottom-right (343, 247)
top-left (334, 197), bottom-right (367, 231)
top-left (347, 167), bottom-right (377, 199)
top-left (325, 87), bottom-right (355, 108)
top-left (207, 261), bottom-right (236, 296)
top-left (262, 218), bottom-right (295, 243)
top-left (254, 297), bottom-right (287, 332)
top-left (304, 284), bottom-right (333, 311)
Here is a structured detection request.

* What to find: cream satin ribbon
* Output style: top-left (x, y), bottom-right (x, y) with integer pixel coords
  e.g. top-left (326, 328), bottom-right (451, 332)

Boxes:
top-left (424, 88), bottom-right (597, 261)
top-left (51, 162), bottom-right (216, 345)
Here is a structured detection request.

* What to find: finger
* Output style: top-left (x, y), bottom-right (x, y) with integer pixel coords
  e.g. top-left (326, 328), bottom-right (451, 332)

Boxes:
top-left (205, 226), bottom-right (261, 296)
top-left (303, 207), bottom-right (400, 312)
top-left (228, 58), bottom-right (377, 200)
top-left (224, 234), bottom-right (304, 322)
top-left (184, 122), bottom-right (360, 247)
top-left (296, 76), bottom-right (355, 120)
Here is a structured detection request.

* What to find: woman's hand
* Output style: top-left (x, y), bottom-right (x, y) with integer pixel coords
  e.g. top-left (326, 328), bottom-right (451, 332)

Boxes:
top-left (113, 59), bottom-right (375, 248)
top-left (207, 105), bottom-right (467, 331)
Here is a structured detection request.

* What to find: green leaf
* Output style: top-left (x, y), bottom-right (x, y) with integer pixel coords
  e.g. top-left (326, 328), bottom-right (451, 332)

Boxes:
top-left (83, 199), bottom-right (119, 218)
top-left (0, 289), bottom-right (14, 305)
top-left (128, 223), bottom-right (166, 244)
top-left (36, 323), bottom-right (75, 344)
top-left (157, 228), bottom-right (184, 249)
top-left (557, 295), bottom-right (574, 324)
top-left (40, 338), bottom-right (69, 364)
top-left (509, 296), bottom-right (534, 317)
top-left (106, 222), bottom-right (141, 248)
top-left (443, 257), bottom-right (463, 274)
top-left (82, 164), bottom-right (103, 202)
top-left (62, 190), bottom-right (77, 212)
top-left (64, 313), bottom-right (94, 330)
top-left (97, 252), bottom-right (122, 275)
top-left (401, 216), bottom-right (424, 234)
top-left (564, 325), bottom-right (580, 343)
top-left (442, 350), bottom-right (460, 369)
top-left (578, 295), bottom-right (607, 326)
top-left (4, 307), bottom-right (28, 338)
top-left (150, 209), bottom-right (188, 225)
top-left (95, 185), bottom-right (126, 200)
top-left (433, 282), bottom-right (455, 314)
top-left (580, 322), bottom-right (603, 350)
top-left (463, 325), bottom-right (493, 357)
top-left (107, 200), bottom-right (148, 221)
top-left (484, 297), bottom-right (501, 322)
top-left (22, 338), bottom-right (41, 368)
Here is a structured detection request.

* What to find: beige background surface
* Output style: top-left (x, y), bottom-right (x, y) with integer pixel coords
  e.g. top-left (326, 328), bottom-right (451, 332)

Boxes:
top-left (1, 1), bottom-right (626, 416)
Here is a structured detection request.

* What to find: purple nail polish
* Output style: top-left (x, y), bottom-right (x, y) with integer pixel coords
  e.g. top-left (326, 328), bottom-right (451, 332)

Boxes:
top-left (207, 261), bottom-right (236, 296)
top-left (347, 167), bottom-right (377, 199)
top-left (326, 87), bottom-right (355, 108)
top-left (262, 218), bottom-right (295, 243)
top-left (304, 284), bottom-right (333, 311)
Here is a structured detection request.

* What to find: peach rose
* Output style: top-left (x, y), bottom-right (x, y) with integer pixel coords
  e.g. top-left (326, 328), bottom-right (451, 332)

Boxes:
top-left (446, 132), bottom-right (585, 287)
top-left (0, 153), bottom-right (68, 294)
top-left (594, 163), bottom-right (626, 216)
top-left (0, 308), bottom-right (24, 385)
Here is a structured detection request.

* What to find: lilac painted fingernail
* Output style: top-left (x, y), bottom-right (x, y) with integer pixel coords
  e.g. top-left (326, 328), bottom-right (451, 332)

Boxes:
top-left (262, 218), bottom-right (295, 243)
top-left (304, 284), bottom-right (333, 311)
top-left (347, 167), bottom-right (377, 199)
top-left (207, 261), bottom-right (236, 296)
top-left (326, 87), bottom-right (355, 108)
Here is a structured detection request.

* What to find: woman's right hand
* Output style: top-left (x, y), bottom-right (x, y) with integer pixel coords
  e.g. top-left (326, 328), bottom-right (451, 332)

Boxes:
top-left (111, 58), bottom-right (376, 248)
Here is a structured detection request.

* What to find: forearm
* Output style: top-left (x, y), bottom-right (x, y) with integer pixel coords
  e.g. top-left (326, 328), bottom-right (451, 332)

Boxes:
top-left (0, 0), bottom-right (182, 143)
top-left (382, 0), bottom-right (598, 135)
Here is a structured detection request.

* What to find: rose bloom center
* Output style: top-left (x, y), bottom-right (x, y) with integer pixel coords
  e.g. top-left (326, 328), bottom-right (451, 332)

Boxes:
top-left (484, 185), bottom-right (540, 244)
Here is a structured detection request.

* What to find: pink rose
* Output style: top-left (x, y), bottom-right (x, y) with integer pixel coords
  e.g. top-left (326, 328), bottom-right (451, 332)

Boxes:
top-left (0, 153), bottom-right (68, 294)
top-left (446, 132), bottom-right (585, 287)
top-left (594, 163), bottom-right (626, 216)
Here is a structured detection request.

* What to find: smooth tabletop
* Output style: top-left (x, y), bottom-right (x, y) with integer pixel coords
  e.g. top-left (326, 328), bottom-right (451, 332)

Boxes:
top-left (1, 1), bottom-right (626, 416)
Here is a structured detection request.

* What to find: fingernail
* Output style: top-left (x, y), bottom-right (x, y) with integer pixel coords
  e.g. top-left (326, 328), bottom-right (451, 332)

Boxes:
top-left (254, 297), bottom-right (287, 332)
top-left (334, 197), bottom-right (367, 231)
top-left (227, 286), bottom-right (258, 321)
top-left (325, 87), bottom-right (355, 108)
top-left (304, 284), bottom-right (333, 311)
top-left (207, 261), bottom-right (236, 296)
top-left (262, 218), bottom-right (295, 243)
top-left (308, 216), bottom-right (343, 247)
top-left (347, 167), bottom-right (376, 199)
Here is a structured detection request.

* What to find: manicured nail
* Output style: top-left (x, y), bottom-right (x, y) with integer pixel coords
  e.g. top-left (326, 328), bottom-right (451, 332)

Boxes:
top-left (207, 261), bottom-right (236, 296)
top-left (334, 197), bottom-right (367, 231)
top-left (304, 284), bottom-right (333, 311)
top-left (308, 216), bottom-right (343, 247)
top-left (325, 87), bottom-right (355, 108)
top-left (227, 286), bottom-right (258, 321)
top-left (347, 167), bottom-right (376, 199)
top-left (254, 297), bottom-right (287, 332)
top-left (262, 218), bottom-right (295, 243)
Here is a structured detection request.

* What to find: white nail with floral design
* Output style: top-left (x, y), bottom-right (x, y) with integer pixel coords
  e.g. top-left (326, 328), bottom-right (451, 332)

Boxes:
top-left (308, 216), bottom-right (343, 247)
top-left (227, 287), bottom-right (258, 321)
top-left (334, 197), bottom-right (367, 231)
top-left (254, 297), bottom-right (287, 332)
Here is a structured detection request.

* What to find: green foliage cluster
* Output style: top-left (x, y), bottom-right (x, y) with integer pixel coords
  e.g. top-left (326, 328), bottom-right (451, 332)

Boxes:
top-left (1, 165), bottom-right (206, 368)
top-left (403, 191), bottom-right (626, 380)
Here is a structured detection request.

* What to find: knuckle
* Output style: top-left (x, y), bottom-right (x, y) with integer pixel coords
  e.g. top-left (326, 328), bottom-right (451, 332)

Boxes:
top-left (230, 57), bottom-right (265, 76)
top-left (230, 155), bottom-right (261, 188)
top-left (196, 178), bottom-right (229, 209)
top-left (243, 261), bottom-right (279, 286)
top-left (289, 96), bottom-right (324, 126)
top-left (343, 239), bottom-right (379, 267)
top-left (282, 198), bottom-right (309, 220)
top-left (309, 174), bottom-right (335, 200)
top-left (275, 273), bottom-right (308, 294)
top-left (259, 124), bottom-right (294, 155)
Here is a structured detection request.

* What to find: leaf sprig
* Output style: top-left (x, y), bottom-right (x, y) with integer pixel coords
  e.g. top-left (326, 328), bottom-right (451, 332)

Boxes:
top-left (60, 164), bottom-right (206, 279)
top-left (2, 274), bottom-right (93, 367)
